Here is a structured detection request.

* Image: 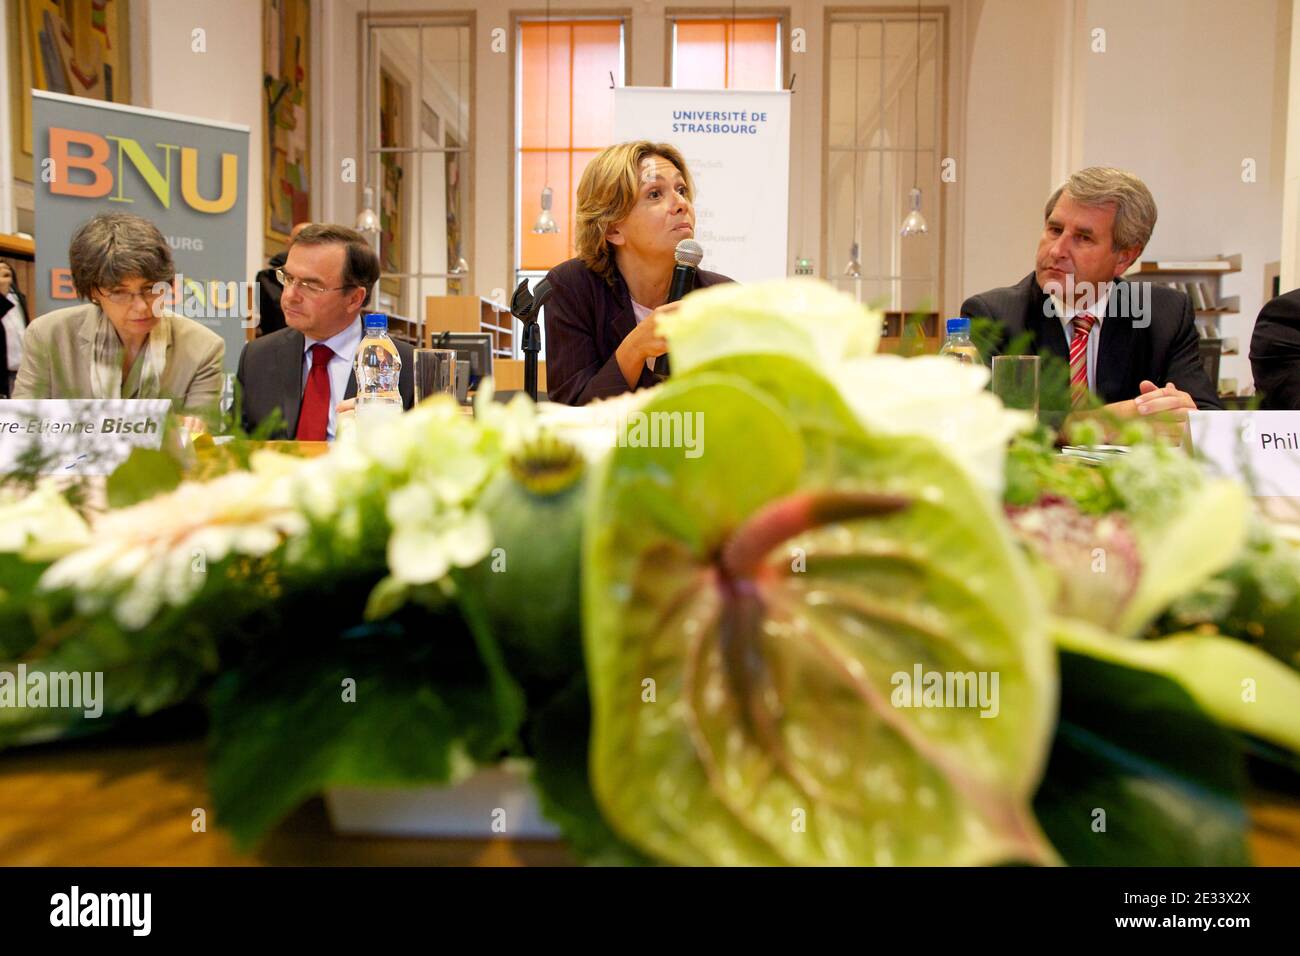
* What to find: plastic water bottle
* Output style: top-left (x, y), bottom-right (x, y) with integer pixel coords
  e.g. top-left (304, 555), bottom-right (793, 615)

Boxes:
top-left (938, 317), bottom-right (981, 365)
top-left (354, 313), bottom-right (402, 408)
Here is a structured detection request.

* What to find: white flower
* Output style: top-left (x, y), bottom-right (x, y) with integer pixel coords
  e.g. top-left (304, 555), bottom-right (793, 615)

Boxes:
top-left (0, 480), bottom-right (92, 562)
top-left (38, 468), bottom-right (305, 630)
top-left (658, 278), bottom-right (882, 373)
top-left (388, 509), bottom-right (492, 585)
top-left (536, 389), bottom-right (654, 463)
top-left (837, 354), bottom-right (1033, 496)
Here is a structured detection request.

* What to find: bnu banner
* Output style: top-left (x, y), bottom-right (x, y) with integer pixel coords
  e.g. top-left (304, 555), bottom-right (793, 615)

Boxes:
top-left (614, 88), bottom-right (790, 283)
top-left (33, 90), bottom-right (250, 372)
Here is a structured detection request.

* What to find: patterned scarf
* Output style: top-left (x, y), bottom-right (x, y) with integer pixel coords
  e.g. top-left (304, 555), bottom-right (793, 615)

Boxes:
top-left (89, 307), bottom-right (170, 400)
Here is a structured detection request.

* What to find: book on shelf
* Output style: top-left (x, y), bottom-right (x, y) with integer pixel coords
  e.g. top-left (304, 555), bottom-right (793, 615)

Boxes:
top-left (1152, 259), bottom-right (1233, 271)
top-left (1197, 281), bottom-right (1218, 310)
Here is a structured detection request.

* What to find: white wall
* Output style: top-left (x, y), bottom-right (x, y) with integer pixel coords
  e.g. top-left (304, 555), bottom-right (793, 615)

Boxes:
top-left (132, 0), bottom-right (265, 311)
top-left (1075, 0), bottom-right (1288, 391)
top-left (961, 0), bottom-right (1058, 301)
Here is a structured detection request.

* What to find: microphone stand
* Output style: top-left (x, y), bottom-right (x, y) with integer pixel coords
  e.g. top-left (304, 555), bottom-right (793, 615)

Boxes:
top-left (510, 278), bottom-right (552, 402)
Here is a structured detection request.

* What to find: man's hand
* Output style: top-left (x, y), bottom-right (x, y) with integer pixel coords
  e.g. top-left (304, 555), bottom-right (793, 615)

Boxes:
top-left (336, 398), bottom-right (356, 415)
top-left (1135, 380), bottom-right (1194, 444)
top-left (1066, 381), bottom-right (1195, 445)
top-left (1135, 379), bottom-right (1196, 416)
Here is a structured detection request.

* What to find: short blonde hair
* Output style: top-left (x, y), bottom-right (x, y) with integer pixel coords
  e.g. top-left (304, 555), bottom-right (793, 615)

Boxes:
top-left (1044, 167), bottom-right (1158, 251)
top-left (575, 141), bottom-right (695, 284)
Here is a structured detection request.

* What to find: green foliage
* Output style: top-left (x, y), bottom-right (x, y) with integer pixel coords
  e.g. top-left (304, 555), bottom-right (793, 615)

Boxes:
top-left (527, 677), bottom-right (653, 866)
top-left (208, 601), bottom-right (525, 849)
top-left (1034, 652), bottom-right (1249, 865)
top-left (106, 448), bottom-right (183, 508)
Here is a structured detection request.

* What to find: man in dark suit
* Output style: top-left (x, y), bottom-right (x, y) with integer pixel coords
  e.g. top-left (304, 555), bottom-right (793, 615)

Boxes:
top-left (1250, 288), bottom-right (1300, 410)
top-left (236, 224), bottom-right (414, 440)
top-left (255, 221), bottom-right (311, 338)
top-left (962, 167), bottom-right (1221, 433)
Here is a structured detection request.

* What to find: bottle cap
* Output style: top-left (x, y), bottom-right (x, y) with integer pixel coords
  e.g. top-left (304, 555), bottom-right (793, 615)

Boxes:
top-left (946, 317), bottom-right (971, 335)
top-left (364, 313), bottom-right (388, 331)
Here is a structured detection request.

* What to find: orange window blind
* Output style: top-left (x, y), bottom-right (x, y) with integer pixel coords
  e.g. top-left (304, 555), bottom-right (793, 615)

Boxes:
top-left (673, 19), bottom-right (780, 91)
top-left (518, 20), bottom-right (623, 272)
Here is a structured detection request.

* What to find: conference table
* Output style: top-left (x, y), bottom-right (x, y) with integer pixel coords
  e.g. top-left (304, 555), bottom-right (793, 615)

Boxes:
top-left (2, 719), bottom-right (1299, 866)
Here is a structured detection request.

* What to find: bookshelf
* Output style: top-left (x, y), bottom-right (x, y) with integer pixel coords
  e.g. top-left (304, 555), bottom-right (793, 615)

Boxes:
top-left (879, 312), bottom-right (941, 354)
top-left (1127, 254), bottom-right (1240, 396)
top-left (424, 295), bottom-right (516, 359)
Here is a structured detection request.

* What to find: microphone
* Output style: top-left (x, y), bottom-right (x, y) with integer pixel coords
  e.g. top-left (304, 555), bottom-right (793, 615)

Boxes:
top-left (656, 239), bottom-right (704, 376)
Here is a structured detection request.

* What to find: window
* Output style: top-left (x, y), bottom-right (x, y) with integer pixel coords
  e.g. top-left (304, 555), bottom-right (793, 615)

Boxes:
top-left (363, 21), bottom-right (472, 319)
top-left (515, 20), bottom-right (625, 275)
top-left (825, 13), bottom-right (942, 311)
top-left (670, 17), bottom-right (782, 90)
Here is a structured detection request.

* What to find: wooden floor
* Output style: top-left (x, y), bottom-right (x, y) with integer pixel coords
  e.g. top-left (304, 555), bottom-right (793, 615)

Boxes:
top-left (1, 735), bottom-right (1297, 866)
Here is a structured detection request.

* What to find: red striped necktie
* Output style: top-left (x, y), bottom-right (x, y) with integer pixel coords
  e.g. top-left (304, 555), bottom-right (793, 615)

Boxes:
top-left (297, 343), bottom-right (334, 441)
top-left (1069, 313), bottom-right (1097, 408)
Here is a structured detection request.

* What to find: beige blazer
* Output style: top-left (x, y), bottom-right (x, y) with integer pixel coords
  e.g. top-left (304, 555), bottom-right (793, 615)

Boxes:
top-left (12, 302), bottom-right (225, 411)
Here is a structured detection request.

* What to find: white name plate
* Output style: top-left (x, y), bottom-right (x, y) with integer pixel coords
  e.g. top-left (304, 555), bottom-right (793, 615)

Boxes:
top-left (1189, 410), bottom-right (1300, 496)
top-left (0, 399), bottom-right (172, 476)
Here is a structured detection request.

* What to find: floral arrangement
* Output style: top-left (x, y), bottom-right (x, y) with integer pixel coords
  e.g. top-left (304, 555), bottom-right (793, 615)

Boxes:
top-left (1, 279), bottom-right (1297, 866)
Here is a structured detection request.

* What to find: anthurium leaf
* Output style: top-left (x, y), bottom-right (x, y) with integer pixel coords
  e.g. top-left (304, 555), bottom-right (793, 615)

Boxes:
top-left (585, 373), bottom-right (1058, 866)
top-left (1034, 650), bottom-right (1249, 865)
top-left (106, 447), bottom-right (183, 509)
top-left (1055, 618), bottom-right (1300, 755)
top-left (1116, 479), bottom-right (1250, 637)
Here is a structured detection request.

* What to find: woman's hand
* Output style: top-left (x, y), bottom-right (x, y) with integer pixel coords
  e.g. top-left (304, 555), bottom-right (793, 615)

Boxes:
top-left (177, 414), bottom-right (208, 436)
top-left (614, 302), bottom-right (679, 388)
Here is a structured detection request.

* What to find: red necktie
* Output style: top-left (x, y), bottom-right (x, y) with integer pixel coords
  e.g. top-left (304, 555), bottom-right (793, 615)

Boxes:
top-left (296, 343), bottom-right (334, 441)
top-left (1069, 313), bottom-right (1097, 408)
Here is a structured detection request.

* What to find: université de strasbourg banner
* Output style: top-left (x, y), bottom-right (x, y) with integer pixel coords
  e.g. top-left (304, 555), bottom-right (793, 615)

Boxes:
top-left (614, 87), bottom-right (791, 284)
top-left (32, 91), bottom-right (250, 373)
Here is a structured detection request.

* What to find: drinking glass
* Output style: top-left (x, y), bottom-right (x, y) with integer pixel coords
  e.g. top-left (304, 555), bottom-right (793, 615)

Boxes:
top-left (414, 349), bottom-right (457, 402)
top-left (992, 355), bottom-right (1040, 419)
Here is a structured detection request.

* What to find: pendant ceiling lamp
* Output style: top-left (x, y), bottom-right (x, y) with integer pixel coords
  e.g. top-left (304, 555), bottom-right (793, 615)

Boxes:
top-left (532, 0), bottom-right (560, 234)
top-left (899, 0), bottom-right (928, 238)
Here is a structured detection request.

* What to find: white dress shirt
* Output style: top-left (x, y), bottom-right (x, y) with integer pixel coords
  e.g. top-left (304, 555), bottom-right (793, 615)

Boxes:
top-left (301, 319), bottom-right (363, 440)
top-left (1053, 290), bottom-right (1109, 393)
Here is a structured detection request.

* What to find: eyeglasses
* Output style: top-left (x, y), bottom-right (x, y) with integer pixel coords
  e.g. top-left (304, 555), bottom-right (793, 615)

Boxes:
top-left (100, 287), bottom-right (164, 306)
top-left (276, 268), bottom-right (354, 297)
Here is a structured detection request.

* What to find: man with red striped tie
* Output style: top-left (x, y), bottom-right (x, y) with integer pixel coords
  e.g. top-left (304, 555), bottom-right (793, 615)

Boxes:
top-left (961, 167), bottom-right (1221, 439)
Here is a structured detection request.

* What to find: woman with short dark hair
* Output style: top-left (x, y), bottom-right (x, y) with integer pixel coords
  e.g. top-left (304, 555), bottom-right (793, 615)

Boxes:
top-left (12, 213), bottom-right (224, 412)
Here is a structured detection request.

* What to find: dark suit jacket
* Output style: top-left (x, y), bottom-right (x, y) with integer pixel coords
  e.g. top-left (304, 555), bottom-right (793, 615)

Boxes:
top-left (236, 321), bottom-right (415, 438)
top-left (1250, 287), bottom-right (1300, 410)
top-left (961, 273), bottom-right (1222, 412)
top-left (543, 256), bottom-right (733, 406)
top-left (255, 251), bottom-right (289, 338)
top-left (0, 289), bottom-right (30, 397)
